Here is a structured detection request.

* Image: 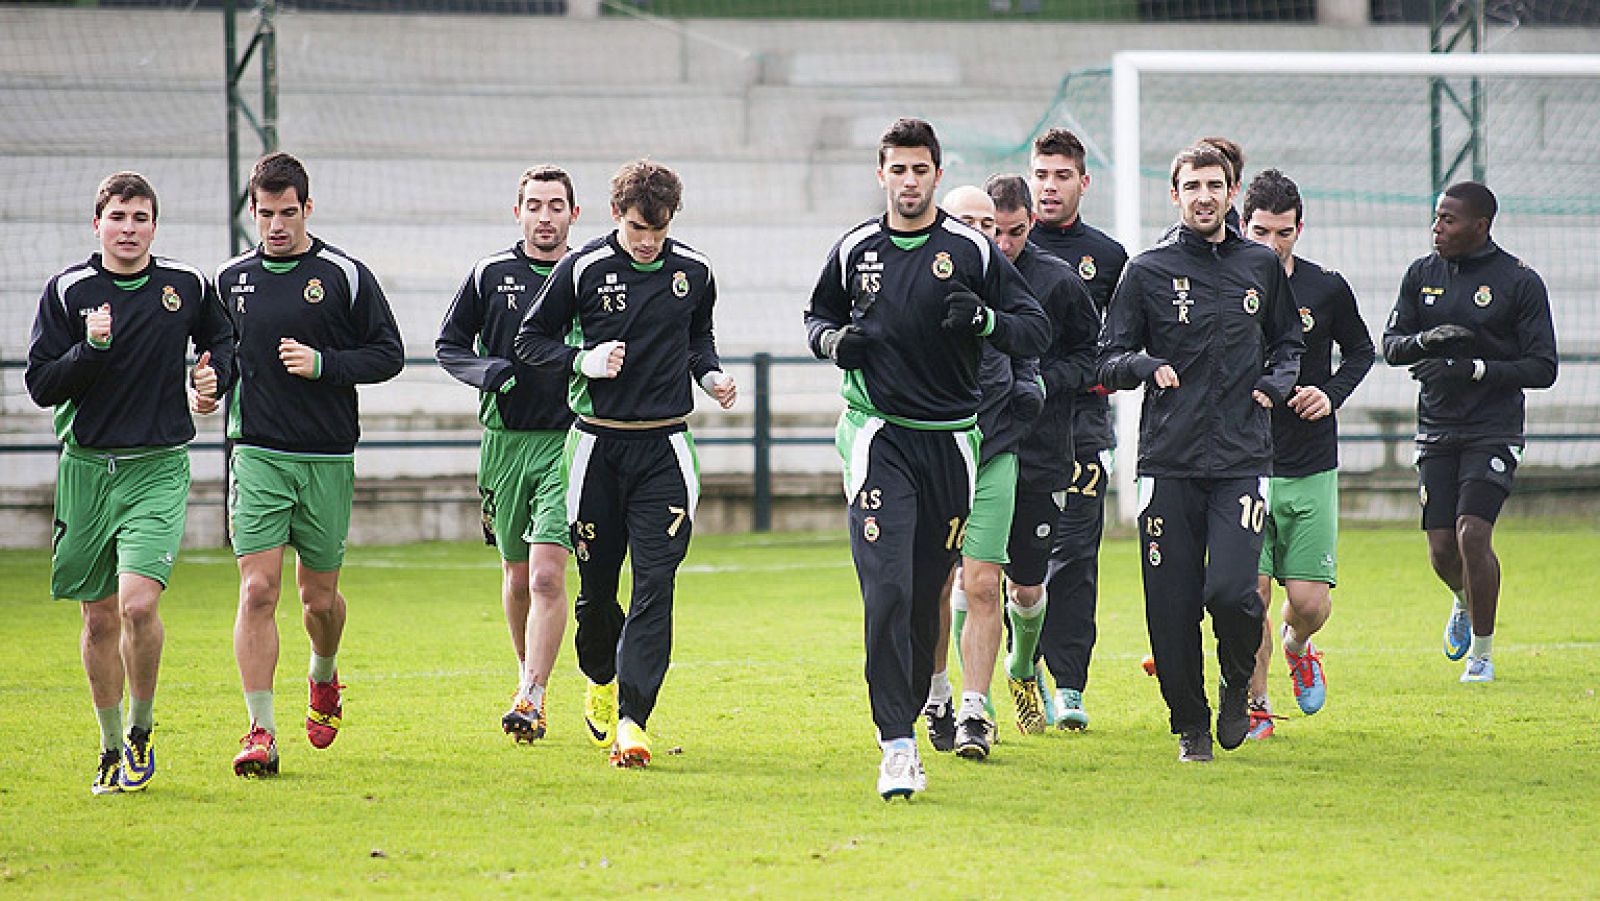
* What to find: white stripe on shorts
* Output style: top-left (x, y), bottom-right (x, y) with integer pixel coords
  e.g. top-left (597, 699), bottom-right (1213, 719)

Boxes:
top-left (845, 416), bottom-right (885, 502)
top-left (565, 431), bottom-right (597, 524)
top-left (669, 431), bottom-right (700, 519)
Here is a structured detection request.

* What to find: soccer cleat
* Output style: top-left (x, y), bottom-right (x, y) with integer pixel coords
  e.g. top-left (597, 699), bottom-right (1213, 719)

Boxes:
top-left (1216, 678), bottom-right (1250, 750)
top-left (502, 694), bottom-right (547, 743)
top-left (1443, 605), bottom-right (1471, 661)
top-left (121, 726), bottom-right (155, 791)
top-left (1178, 730), bottom-right (1214, 763)
top-left (1008, 676), bottom-right (1047, 735)
top-left (584, 680), bottom-right (618, 748)
top-left (1035, 673), bottom-right (1056, 727)
top-left (1461, 656), bottom-right (1495, 683)
top-left (876, 746), bottom-right (925, 800)
top-left (1246, 703), bottom-right (1276, 740)
top-left (1285, 641), bottom-right (1327, 715)
top-left (92, 748), bottom-right (124, 795)
top-left (305, 675), bottom-right (344, 749)
top-left (609, 718), bottom-right (651, 768)
top-left (922, 697), bottom-right (956, 753)
top-left (954, 715), bottom-right (993, 760)
top-left (233, 725), bottom-right (280, 778)
top-left (1055, 688), bottom-right (1089, 732)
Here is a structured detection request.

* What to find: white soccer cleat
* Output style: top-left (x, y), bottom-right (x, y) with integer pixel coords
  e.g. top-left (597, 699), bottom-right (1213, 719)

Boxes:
top-left (1460, 656), bottom-right (1495, 683)
top-left (876, 746), bottom-right (925, 800)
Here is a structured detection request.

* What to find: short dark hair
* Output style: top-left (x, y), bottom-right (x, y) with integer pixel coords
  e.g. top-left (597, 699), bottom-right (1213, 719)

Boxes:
top-left (1170, 143), bottom-right (1234, 190)
top-left (1031, 128), bottom-right (1086, 172)
top-left (983, 174), bottom-right (1033, 214)
top-left (1443, 181), bottom-right (1498, 224)
top-left (249, 151), bottom-right (310, 206)
top-left (1242, 168), bottom-right (1303, 225)
top-left (95, 171), bottom-right (158, 220)
top-left (1198, 136), bottom-right (1245, 188)
top-left (610, 159), bottom-right (682, 228)
top-left (519, 165), bottom-right (575, 207)
top-left (878, 117), bottom-right (941, 169)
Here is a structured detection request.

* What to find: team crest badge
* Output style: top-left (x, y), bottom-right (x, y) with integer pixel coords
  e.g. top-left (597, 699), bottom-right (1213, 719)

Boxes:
top-left (863, 516), bottom-right (881, 543)
top-left (931, 252), bottom-right (954, 280)
top-left (1147, 541), bottom-right (1162, 567)
top-left (161, 285), bottom-right (182, 312)
top-left (1035, 522), bottom-right (1051, 540)
top-left (1078, 256), bottom-right (1097, 281)
top-left (304, 278), bottom-right (325, 304)
top-left (1474, 285), bottom-right (1493, 307)
top-left (576, 540), bottom-right (590, 562)
top-left (1300, 307), bottom-right (1314, 332)
top-left (672, 270), bottom-right (689, 298)
top-left (1419, 484), bottom-right (1428, 508)
top-left (1243, 288), bottom-right (1261, 315)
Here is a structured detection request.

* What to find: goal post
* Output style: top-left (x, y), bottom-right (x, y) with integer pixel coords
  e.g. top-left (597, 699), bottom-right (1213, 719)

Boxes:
top-left (1106, 50), bottom-right (1600, 523)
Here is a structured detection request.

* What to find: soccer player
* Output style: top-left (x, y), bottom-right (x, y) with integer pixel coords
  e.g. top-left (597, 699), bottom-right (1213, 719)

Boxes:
top-left (1097, 144), bottom-right (1302, 763)
top-left (220, 152), bottom-right (405, 777)
top-left (437, 166), bottom-right (580, 742)
top-left (514, 159), bottom-right (736, 769)
top-left (1382, 181), bottom-right (1557, 683)
top-left (984, 174), bottom-right (1100, 738)
top-left (27, 171), bottom-right (235, 794)
top-left (1026, 128), bottom-right (1128, 729)
top-left (804, 118), bottom-right (1049, 798)
top-left (1239, 170), bottom-right (1375, 737)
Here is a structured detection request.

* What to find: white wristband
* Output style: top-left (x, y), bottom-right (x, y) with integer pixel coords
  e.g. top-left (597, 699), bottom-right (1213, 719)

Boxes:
top-left (698, 370), bottom-right (727, 395)
top-left (579, 340), bottom-right (623, 379)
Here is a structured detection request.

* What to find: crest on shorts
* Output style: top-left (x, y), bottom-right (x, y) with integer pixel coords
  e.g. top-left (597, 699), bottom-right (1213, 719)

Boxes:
top-left (576, 540), bottom-right (590, 562)
top-left (1242, 288), bottom-right (1261, 315)
top-left (1078, 255), bottom-right (1097, 281)
top-left (1299, 307), bottom-right (1314, 332)
top-left (1147, 541), bottom-right (1162, 567)
top-left (931, 252), bottom-right (954, 280)
top-left (863, 516), bottom-right (881, 543)
top-left (1419, 484), bottom-right (1428, 508)
top-left (304, 278), bottom-right (325, 304)
top-left (161, 284), bottom-right (182, 312)
top-left (1490, 456), bottom-right (1506, 473)
top-left (1474, 284), bottom-right (1493, 307)
top-left (672, 270), bottom-right (690, 298)
top-left (1035, 522), bottom-right (1051, 540)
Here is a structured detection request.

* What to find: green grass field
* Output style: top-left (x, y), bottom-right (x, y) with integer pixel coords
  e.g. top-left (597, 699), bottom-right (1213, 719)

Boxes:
top-left (2, 523), bottom-right (1598, 897)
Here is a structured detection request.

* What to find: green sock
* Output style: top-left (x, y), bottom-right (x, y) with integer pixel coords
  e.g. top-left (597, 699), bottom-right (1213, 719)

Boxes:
top-left (95, 705), bottom-right (124, 753)
top-left (309, 652), bottom-right (337, 683)
top-left (129, 696), bottom-right (154, 732)
top-left (245, 690), bottom-right (276, 734)
top-left (1005, 596), bottom-right (1048, 680)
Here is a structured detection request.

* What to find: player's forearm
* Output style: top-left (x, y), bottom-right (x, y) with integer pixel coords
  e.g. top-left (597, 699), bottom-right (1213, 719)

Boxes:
top-left (986, 305), bottom-right (1051, 359)
top-left (320, 337), bottom-right (404, 386)
top-left (1483, 356), bottom-right (1557, 391)
top-left (436, 338), bottom-right (512, 392)
top-left (25, 343), bottom-right (108, 408)
top-left (1323, 343), bottom-right (1375, 408)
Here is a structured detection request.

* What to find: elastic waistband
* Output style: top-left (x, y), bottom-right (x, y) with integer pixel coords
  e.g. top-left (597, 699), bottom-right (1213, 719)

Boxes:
top-left (234, 444), bottom-right (355, 464)
top-left (575, 417), bottom-right (688, 440)
top-left (64, 444), bottom-right (185, 472)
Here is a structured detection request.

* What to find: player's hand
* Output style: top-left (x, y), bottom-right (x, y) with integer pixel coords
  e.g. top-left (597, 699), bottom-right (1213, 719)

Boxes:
top-left (1009, 380), bottom-right (1045, 421)
top-left (579, 340), bottom-right (625, 379)
top-left (941, 290), bottom-right (988, 335)
top-left (709, 372), bottom-right (737, 410)
top-left (1252, 389), bottom-right (1273, 408)
top-left (86, 303), bottom-right (112, 346)
top-left (1153, 364), bottom-right (1180, 389)
top-left (1410, 357), bottom-right (1475, 384)
top-left (820, 326), bottom-right (870, 370)
top-left (1418, 323), bottom-right (1475, 350)
top-left (190, 388), bottom-right (219, 416)
top-left (279, 338), bottom-right (320, 379)
top-left (1288, 385), bottom-right (1331, 420)
top-left (191, 351), bottom-right (218, 399)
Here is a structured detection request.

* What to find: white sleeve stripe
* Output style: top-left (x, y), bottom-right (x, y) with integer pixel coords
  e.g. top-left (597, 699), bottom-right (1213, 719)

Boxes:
top-left (570, 244), bottom-right (616, 291)
top-left (472, 251), bottom-right (517, 294)
top-left (316, 247), bottom-right (362, 308)
top-left (55, 267), bottom-right (97, 314)
top-left (154, 256), bottom-right (209, 294)
top-left (941, 218), bottom-right (990, 274)
top-left (836, 221), bottom-right (881, 292)
top-left (215, 249), bottom-right (256, 286)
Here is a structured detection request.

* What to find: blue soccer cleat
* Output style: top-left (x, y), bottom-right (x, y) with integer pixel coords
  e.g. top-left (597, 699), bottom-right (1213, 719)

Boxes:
top-left (121, 726), bottom-right (155, 791)
top-left (1285, 642), bottom-right (1327, 715)
top-left (1443, 604), bottom-right (1471, 661)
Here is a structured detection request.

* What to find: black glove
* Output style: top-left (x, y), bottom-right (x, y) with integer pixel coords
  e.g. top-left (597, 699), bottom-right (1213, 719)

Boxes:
top-left (1128, 356), bottom-right (1168, 383)
top-left (941, 290), bottom-right (987, 334)
top-left (1418, 323), bottom-right (1475, 350)
top-left (820, 326), bottom-right (870, 370)
top-left (1009, 379), bottom-right (1045, 422)
top-left (1410, 357), bottom-right (1475, 384)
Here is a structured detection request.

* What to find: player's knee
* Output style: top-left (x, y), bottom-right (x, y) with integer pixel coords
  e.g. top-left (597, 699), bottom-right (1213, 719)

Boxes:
top-left (120, 595), bottom-right (160, 631)
top-left (238, 572), bottom-right (280, 613)
top-left (1009, 583), bottom-right (1044, 608)
top-left (528, 564), bottom-right (564, 600)
top-left (1455, 515), bottom-right (1495, 556)
top-left (81, 601), bottom-right (120, 643)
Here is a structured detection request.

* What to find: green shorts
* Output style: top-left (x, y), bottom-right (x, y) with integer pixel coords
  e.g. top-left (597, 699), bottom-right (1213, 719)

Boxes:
top-left (52, 445), bottom-right (189, 601)
top-left (229, 445), bottom-right (354, 572)
top-left (1258, 468), bottom-right (1338, 585)
top-left (962, 452), bottom-right (1018, 565)
top-left (479, 428), bottom-right (572, 560)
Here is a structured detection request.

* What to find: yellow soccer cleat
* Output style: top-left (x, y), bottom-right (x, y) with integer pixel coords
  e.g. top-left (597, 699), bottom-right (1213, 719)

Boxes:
top-left (584, 680), bottom-right (617, 748)
top-left (1008, 676), bottom-right (1047, 735)
top-left (609, 718), bottom-right (651, 769)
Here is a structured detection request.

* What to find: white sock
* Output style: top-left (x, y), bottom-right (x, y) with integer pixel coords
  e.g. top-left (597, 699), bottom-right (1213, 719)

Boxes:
top-left (1470, 633), bottom-right (1494, 659)
top-left (515, 656), bottom-right (526, 685)
top-left (927, 671), bottom-right (952, 706)
top-left (309, 652), bottom-right (337, 683)
top-left (881, 736), bottom-right (916, 754)
top-left (959, 691), bottom-right (987, 721)
top-left (950, 584), bottom-right (968, 613)
top-left (521, 681), bottom-right (546, 708)
top-left (1452, 589), bottom-right (1467, 611)
top-left (1282, 624), bottom-right (1308, 657)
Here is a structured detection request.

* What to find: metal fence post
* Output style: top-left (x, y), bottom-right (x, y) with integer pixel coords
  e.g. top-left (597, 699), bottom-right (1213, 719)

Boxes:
top-left (752, 352), bottom-right (772, 532)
